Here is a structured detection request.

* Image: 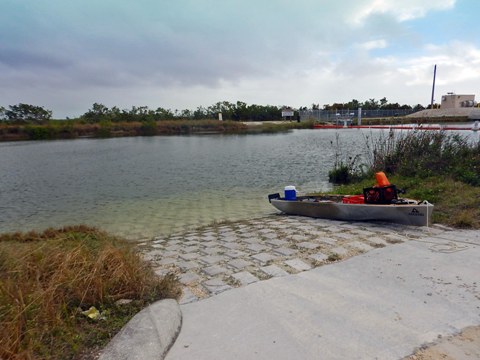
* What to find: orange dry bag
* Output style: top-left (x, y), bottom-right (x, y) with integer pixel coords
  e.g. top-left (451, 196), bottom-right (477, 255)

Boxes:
top-left (375, 172), bottom-right (390, 187)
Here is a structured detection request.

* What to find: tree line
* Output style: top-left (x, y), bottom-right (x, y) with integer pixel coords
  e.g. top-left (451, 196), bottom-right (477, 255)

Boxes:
top-left (307, 97), bottom-right (426, 111)
top-left (0, 104), bottom-right (53, 123)
top-left (1, 98), bottom-right (438, 124)
top-left (80, 101), bottom-right (283, 123)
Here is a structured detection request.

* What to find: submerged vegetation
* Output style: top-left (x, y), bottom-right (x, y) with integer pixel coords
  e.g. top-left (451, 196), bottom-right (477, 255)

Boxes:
top-left (0, 226), bottom-right (181, 359)
top-left (328, 130), bottom-right (480, 228)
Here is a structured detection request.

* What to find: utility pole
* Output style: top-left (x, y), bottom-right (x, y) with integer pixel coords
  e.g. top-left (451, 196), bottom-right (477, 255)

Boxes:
top-left (430, 64), bottom-right (437, 108)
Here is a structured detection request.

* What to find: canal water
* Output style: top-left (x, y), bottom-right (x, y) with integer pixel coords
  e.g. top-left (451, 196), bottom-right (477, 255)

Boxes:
top-left (0, 128), bottom-right (477, 239)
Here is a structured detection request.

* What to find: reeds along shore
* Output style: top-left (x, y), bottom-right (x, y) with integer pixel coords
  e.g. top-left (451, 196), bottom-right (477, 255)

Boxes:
top-left (328, 130), bottom-right (480, 228)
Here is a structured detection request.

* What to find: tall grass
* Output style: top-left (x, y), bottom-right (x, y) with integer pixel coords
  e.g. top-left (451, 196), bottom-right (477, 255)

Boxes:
top-left (0, 226), bottom-right (180, 359)
top-left (327, 130), bottom-right (480, 228)
top-left (328, 133), bottom-right (366, 184)
top-left (365, 130), bottom-right (480, 186)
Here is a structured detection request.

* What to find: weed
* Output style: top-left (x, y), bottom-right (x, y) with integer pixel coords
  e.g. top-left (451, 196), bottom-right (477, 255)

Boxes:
top-left (328, 133), bottom-right (367, 184)
top-left (385, 238), bottom-right (403, 244)
top-left (0, 226), bottom-right (181, 359)
top-left (327, 253), bottom-right (342, 262)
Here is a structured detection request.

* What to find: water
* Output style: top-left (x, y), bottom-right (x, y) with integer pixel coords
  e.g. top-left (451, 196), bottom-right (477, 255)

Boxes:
top-left (0, 128), bottom-right (477, 239)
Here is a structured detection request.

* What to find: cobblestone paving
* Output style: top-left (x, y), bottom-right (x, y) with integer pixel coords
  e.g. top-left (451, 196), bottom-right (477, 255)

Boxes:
top-left (138, 215), bottom-right (449, 305)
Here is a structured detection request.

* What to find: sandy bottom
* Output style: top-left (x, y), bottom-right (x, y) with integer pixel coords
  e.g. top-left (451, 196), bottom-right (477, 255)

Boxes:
top-left (405, 326), bottom-right (480, 360)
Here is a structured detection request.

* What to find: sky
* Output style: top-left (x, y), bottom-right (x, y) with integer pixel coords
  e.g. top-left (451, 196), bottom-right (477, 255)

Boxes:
top-left (1, 0), bottom-right (479, 118)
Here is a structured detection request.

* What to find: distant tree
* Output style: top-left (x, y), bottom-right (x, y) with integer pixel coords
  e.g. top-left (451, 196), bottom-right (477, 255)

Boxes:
top-left (246, 104), bottom-right (281, 121)
top-left (234, 101), bottom-right (248, 121)
top-left (207, 101), bottom-right (236, 120)
top-left (82, 103), bottom-right (110, 122)
top-left (379, 97), bottom-right (388, 108)
top-left (0, 106), bottom-right (5, 120)
top-left (363, 98), bottom-right (379, 110)
top-left (193, 106), bottom-right (207, 120)
top-left (179, 109), bottom-right (192, 118)
top-left (155, 107), bottom-right (175, 120)
top-left (110, 106), bottom-right (121, 121)
top-left (346, 99), bottom-right (360, 109)
top-left (4, 103), bottom-right (52, 123)
top-left (129, 106), bottom-right (153, 121)
top-left (412, 104), bottom-right (426, 112)
top-left (382, 102), bottom-right (400, 110)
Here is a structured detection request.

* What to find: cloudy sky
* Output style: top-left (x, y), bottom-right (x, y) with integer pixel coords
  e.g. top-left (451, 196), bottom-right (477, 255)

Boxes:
top-left (1, 0), bottom-right (479, 118)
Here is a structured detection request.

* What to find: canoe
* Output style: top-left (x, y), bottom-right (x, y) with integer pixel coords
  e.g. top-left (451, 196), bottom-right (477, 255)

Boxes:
top-left (268, 194), bottom-right (434, 227)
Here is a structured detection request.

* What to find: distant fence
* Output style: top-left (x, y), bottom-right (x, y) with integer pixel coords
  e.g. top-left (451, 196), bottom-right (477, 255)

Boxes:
top-left (299, 109), bottom-right (415, 122)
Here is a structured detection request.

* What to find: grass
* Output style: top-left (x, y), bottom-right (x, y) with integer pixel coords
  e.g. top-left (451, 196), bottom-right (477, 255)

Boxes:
top-left (0, 120), bottom-right (249, 141)
top-left (0, 225), bottom-right (181, 360)
top-left (0, 119), bottom-right (314, 141)
top-left (325, 175), bottom-right (480, 229)
top-left (257, 120), bottom-right (314, 133)
top-left (325, 130), bottom-right (480, 229)
top-left (324, 132), bottom-right (480, 228)
top-left (365, 131), bottom-right (480, 185)
top-left (327, 253), bottom-right (342, 262)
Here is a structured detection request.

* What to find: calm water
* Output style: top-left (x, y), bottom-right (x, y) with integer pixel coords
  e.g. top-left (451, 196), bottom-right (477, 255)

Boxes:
top-left (0, 128), bottom-right (477, 239)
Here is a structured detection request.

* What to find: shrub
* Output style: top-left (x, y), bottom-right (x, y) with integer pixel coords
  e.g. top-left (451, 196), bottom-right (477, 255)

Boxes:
top-left (139, 120), bottom-right (158, 136)
top-left (96, 120), bottom-right (112, 138)
top-left (25, 125), bottom-right (55, 140)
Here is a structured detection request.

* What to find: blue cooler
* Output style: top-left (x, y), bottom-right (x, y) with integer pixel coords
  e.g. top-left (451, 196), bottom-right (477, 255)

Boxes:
top-left (284, 185), bottom-right (297, 200)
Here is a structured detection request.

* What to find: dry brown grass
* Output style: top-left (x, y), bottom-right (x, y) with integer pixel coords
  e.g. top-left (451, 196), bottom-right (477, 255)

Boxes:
top-left (0, 225), bottom-right (181, 359)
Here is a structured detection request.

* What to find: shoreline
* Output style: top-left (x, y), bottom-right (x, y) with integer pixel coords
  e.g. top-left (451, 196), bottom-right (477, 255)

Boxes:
top-left (1, 117), bottom-right (478, 142)
top-left (0, 120), bottom-right (312, 142)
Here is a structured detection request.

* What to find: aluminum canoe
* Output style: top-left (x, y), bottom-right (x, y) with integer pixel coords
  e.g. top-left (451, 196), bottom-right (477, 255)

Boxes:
top-left (269, 195), bottom-right (434, 226)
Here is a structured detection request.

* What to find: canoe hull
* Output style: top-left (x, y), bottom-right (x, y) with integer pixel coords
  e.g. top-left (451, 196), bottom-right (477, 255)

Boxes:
top-left (270, 197), bottom-right (433, 226)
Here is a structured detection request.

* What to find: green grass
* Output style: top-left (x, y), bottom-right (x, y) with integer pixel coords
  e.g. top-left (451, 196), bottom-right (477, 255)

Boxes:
top-left (0, 226), bottom-right (181, 359)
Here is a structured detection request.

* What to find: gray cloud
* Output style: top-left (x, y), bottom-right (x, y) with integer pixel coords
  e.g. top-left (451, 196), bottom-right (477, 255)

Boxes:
top-left (0, 0), bottom-right (477, 117)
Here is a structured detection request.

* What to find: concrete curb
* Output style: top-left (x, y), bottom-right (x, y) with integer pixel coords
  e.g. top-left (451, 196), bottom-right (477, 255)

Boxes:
top-left (99, 299), bottom-right (182, 360)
